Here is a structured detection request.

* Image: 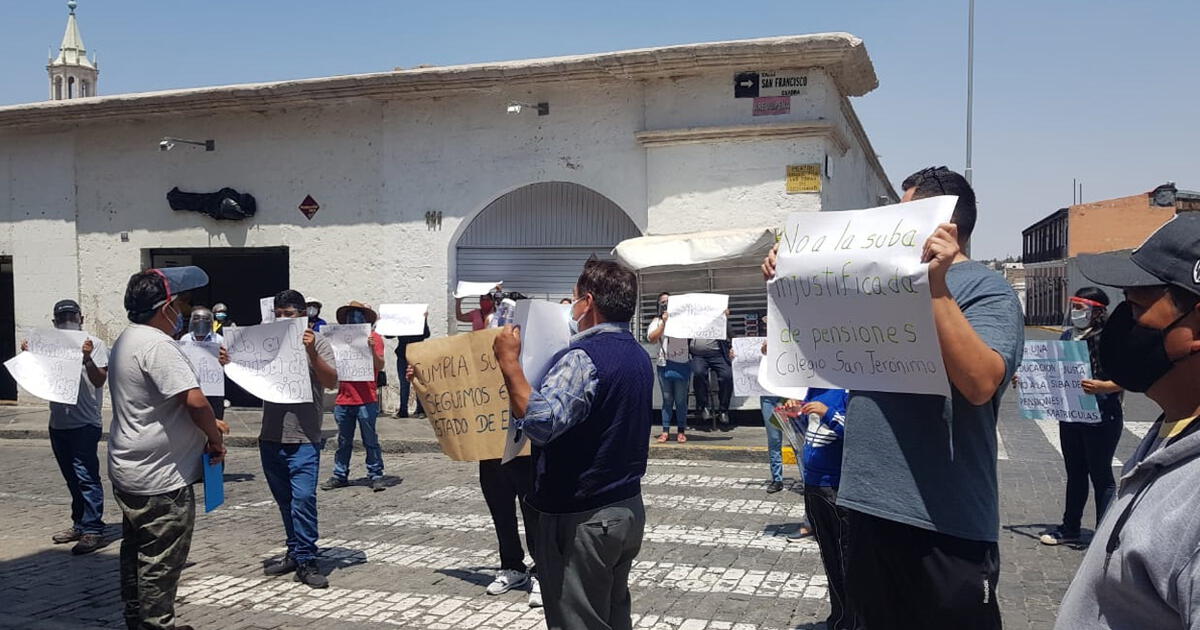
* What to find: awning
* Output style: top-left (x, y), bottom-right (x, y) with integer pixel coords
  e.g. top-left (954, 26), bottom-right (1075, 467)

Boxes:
top-left (612, 228), bottom-right (776, 272)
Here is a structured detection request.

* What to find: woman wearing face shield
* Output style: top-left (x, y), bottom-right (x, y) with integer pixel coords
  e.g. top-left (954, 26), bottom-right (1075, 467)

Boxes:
top-left (1039, 287), bottom-right (1124, 546)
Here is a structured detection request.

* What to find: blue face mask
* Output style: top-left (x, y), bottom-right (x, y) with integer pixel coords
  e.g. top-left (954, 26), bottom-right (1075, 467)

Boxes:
top-left (167, 303), bottom-right (185, 336)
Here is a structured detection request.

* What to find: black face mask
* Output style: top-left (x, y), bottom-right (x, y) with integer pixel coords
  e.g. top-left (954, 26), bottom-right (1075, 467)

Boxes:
top-left (1099, 301), bottom-right (1190, 393)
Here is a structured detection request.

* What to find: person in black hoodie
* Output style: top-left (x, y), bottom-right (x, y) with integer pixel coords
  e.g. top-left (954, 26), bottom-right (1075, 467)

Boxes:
top-left (391, 315), bottom-right (430, 418)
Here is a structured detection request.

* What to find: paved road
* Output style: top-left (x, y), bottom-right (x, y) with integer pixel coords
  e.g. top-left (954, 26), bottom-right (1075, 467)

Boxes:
top-left (0, 328), bottom-right (1164, 629)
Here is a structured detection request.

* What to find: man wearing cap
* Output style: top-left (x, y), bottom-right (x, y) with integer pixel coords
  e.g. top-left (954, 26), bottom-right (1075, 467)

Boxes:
top-left (108, 267), bottom-right (226, 630)
top-left (259, 289), bottom-right (338, 589)
top-left (1057, 213), bottom-right (1200, 629)
top-left (19, 299), bottom-right (109, 555)
top-left (306, 299), bottom-right (327, 332)
top-left (322, 301), bottom-right (388, 492)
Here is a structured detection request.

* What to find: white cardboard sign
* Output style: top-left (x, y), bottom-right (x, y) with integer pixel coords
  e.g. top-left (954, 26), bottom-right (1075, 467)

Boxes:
top-left (178, 340), bottom-right (225, 397)
top-left (502, 300), bottom-right (572, 463)
top-left (1017, 340), bottom-right (1101, 423)
top-left (223, 317), bottom-right (312, 403)
top-left (454, 281), bottom-right (501, 299)
top-left (731, 337), bottom-right (771, 397)
top-left (3, 328), bottom-right (89, 404)
top-left (323, 323), bottom-right (374, 382)
top-left (663, 293), bottom-right (729, 340)
top-left (375, 304), bottom-right (428, 337)
top-left (762, 196), bottom-right (956, 397)
top-left (259, 296), bottom-right (276, 324)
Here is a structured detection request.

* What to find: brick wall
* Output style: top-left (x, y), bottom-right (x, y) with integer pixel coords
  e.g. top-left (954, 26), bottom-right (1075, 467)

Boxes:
top-left (1067, 193), bottom-right (1176, 257)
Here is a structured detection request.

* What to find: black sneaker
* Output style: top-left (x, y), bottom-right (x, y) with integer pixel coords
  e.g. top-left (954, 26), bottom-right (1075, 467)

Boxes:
top-left (263, 554), bottom-right (298, 576)
top-left (1039, 526), bottom-right (1082, 546)
top-left (371, 478), bottom-right (387, 492)
top-left (414, 411), bottom-right (427, 419)
top-left (71, 533), bottom-right (105, 555)
top-left (766, 480), bottom-right (784, 494)
top-left (52, 527), bottom-right (82, 544)
top-left (320, 477), bottom-right (348, 491)
top-left (295, 561), bottom-right (328, 589)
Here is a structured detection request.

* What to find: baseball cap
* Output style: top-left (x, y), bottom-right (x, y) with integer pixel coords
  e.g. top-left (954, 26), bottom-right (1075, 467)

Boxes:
top-left (53, 299), bottom-right (81, 317)
top-left (1079, 212), bottom-right (1200, 296)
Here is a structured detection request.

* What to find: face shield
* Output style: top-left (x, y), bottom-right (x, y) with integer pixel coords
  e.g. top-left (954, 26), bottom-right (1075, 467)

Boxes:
top-left (1067, 296), bottom-right (1106, 329)
top-left (189, 307), bottom-right (214, 339)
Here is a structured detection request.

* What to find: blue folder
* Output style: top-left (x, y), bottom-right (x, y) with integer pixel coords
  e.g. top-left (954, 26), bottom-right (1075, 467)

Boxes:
top-left (202, 453), bottom-right (224, 513)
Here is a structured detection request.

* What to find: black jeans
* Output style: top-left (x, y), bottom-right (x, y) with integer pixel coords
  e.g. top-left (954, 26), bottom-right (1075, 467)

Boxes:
top-left (1059, 394), bottom-right (1124, 534)
top-left (479, 456), bottom-right (538, 572)
top-left (844, 509), bottom-right (1001, 630)
top-left (804, 486), bottom-right (857, 630)
top-left (690, 353), bottom-right (732, 413)
top-left (396, 355), bottom-right (424, 416)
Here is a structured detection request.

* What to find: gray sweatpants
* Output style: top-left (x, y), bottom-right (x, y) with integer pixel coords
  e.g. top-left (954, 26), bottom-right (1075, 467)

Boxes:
top-left (534, 494), bottom-right (646, 630)
top-left (115, 485), bottom-right (196, 630)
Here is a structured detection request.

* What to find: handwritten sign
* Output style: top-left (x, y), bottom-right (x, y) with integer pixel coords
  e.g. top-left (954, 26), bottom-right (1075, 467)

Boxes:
top-left (223, 317), bottom-right (312, 404)
top-left (762, 196), bottom-right (956, 397)
top-left (375, 304), bottom-right (428, 337)
top-left (3, 328), bottom-right (88, 404)
top-left (406, 328), bottom-right (529, 462)
top-left (501, 300), bottom-right (571, 463)
top-left (732, 337), bottom-right (771, 397)
top-left (178, 340), bottom-right (225, 397)
top-left (663, 293), bottom-right (729, 340)
top-left (323, 324), bottom-right (374, 382)
top-left (259, 297), bottom-right (276, 324)
top-left (454, 281), bottom-right (501, 299)
top-left (1016, 340), bottom-right (1100, 423)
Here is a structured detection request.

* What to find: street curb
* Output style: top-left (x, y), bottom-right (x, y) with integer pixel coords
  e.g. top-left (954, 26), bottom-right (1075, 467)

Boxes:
top-left (0, 430), bottom-right (768, 463)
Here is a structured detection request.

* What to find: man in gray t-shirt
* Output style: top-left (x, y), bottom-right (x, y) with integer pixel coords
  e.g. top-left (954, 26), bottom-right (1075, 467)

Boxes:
top-left (763, 167), bottom-right (1024, 630)
top-left (258, 289), bottom-right (338, 590)
top-left (22, 299), bottom-right (110, 555)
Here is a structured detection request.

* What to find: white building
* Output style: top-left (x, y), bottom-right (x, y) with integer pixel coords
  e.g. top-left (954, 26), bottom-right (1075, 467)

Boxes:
top-left (0, 31), bottom-right (895, 402)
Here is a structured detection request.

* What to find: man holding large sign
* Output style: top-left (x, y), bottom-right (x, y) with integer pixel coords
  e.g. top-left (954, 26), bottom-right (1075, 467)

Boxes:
top-left (763, 167), bottom-right (1023, 628)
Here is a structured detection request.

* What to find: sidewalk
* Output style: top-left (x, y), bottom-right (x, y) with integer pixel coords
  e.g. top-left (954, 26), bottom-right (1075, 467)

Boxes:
top-left (0, 405), bottom-right (778, 463)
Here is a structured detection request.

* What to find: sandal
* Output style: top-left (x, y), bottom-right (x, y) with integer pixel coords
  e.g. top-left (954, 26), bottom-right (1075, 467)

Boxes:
top-left (656, 433), bottom-right (670, 443)
top-left (677, 433), bottom-right (687, 443)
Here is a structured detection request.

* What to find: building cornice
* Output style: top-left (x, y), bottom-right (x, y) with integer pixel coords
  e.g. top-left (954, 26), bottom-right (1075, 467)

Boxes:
top-left (0, 33), bottom-right (877, 133)
top-left (635, 120), bottom-right (850, 152)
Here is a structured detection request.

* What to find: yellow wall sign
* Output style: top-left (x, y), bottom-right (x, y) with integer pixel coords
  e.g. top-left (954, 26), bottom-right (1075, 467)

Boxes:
top-left (786, 164), bottom-right (821, 194)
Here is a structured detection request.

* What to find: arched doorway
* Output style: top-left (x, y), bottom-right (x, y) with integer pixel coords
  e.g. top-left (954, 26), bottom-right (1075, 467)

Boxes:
top-left (454, 182), bottom-right (640, 331)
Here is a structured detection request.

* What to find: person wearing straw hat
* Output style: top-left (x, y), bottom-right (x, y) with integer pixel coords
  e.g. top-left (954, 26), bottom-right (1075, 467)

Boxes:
top-left (322, 301), bottom-right (387, 492)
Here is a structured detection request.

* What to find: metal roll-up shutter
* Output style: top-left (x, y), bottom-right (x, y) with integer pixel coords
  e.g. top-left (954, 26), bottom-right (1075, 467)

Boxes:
top-left (455, 182), bottom-right (641, 333)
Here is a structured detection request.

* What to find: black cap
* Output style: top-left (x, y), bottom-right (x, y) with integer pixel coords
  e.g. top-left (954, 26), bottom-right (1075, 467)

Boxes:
top-left (53, 299), bottom-right (81, 316)
top-left (1079, 212), bottom-right (1200, 296)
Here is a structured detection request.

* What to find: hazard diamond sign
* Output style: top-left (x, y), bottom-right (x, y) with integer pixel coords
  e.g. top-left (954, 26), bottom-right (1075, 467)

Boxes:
top-left (298, 195), bottom-right (319, 220)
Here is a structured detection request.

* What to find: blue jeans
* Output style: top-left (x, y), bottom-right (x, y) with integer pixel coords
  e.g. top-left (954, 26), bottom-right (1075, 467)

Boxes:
top-left (49, 425), bottom-right (105, 534)
top-left (333, 402), bottom-right (384, 480)
top-left (761, 397), bottom-right (784, 483)
top-left (260, 441), bottom-right (320, 563)
top-left (658, 366), bottom-right (690, 432)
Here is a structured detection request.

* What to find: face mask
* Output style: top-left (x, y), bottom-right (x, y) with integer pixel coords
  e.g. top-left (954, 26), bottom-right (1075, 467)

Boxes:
top-left (568, 298), bottom-right (586, 335)
top-left (347, 310), bottom-right (367, 325)
top-left (55, 319), bottom-right (82, 331)
top-left (1070, 307), bottom-right (1093, 329)
top-left (166, 303), bottom-right (185, 336)
top-left (215, 312), bottom-right (228, 322)
top-left (1099, 300), bottom-right (1191, 393)
top-left (659, 301), bottom-right (668, 314)
top-left (306, 306), bottom-right (319, 319)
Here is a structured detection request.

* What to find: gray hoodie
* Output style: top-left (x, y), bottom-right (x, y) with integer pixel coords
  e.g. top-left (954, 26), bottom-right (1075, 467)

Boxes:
top-left (1056, 416), bottom-right (1200, 629)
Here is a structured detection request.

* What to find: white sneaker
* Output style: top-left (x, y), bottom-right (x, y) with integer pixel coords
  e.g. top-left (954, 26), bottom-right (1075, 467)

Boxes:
top-left (486, 569), bottom-right (529, 595)
top-left (528, 576), bottom-right (542, 608)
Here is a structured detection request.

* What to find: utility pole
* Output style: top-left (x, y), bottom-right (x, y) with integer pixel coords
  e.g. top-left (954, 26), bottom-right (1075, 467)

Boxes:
top-left (965, 0), bottom-right (975, 185)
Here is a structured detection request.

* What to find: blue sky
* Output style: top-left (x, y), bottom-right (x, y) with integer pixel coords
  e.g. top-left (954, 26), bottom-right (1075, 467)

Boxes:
top-left (2, 0), bottom-right (1196, 259)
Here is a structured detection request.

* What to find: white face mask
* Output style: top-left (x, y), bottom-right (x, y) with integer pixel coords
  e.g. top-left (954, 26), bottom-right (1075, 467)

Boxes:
top-left (1070, 307), bottom-right (1093, 329)
top-left (55, 320), bottom-right (82, 331)
top-left (568, 297), bottom-right (586, 335)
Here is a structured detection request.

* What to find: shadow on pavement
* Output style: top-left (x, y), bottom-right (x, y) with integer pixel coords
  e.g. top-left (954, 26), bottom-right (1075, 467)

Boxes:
top-left (1004, 523), bottom-right (1093, 551)
top-left (435, 566), bottom-right (498, 588)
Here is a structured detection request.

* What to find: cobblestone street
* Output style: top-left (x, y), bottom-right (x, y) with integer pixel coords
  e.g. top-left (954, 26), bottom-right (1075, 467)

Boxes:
top-left (0, 383), bottom-right (1162, 629)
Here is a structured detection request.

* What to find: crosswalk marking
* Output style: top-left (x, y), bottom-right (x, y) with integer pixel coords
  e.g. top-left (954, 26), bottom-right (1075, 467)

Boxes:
top-left (649, 459), bottom-right (766, 470)
top-left (1032, 420), bottom-right (1122, 466)
top-left (177, 574), bottom-right (784, 630)
top-left (420, 486), bottom-right (808, 519)
top-left (356, 510), bottom-right (819, 553)
top-left (314, 538), bottom-right (826, 600)
top-left (996, 428), bottom-right (1009, 461)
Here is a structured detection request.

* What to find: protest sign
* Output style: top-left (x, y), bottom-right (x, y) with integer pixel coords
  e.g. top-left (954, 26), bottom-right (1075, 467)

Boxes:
top-left (178, 340), bottom-right (225, 397)
top-left (375, 304), bottom-right (428, 337)
top-left (732, 337), bottom-right (771, 397)
top-left (406, 328), bottom-right (529, 462)
top-left (3, 328), bottom-right (89, 404)
top-left (501, 300), bottom-right (571, 462)
top-left (454, 281), bottom-right (501, 299)
top-left (223, 317), bottom-right (312, 403)
top-left (323, 324), bottom-right (374, 382)
top-left (762, 196), bottom-right (956, 397)
top-left (1016, 340), bottom-right (1100, 423)
top-left (663, 293), bottom-right (729, 340)
top-left (259, 297), bottom-right (276, 324)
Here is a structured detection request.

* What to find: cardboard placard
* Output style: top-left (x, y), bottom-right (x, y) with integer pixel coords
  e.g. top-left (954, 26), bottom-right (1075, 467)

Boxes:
top-left (406, 328), bottom-right (530, 462)
top-left (375, 304), bottom-right (428, 337)
top-left (663, 293), bottom-right (729, 340)
top-left (731, 336), bottom-right (771, 397)
top-left (322, 323), bottom-right (374, 382)
top-left (178, 340), bottom-right (225, 397)
top-left (501, 300), bottom-right (571, 463)
top-left (223, 318), bottom-right (312, 404)
top-left (3, 328), bottom-right (88, 404)
top-left (1017, 340), bottom-right (1101, 423)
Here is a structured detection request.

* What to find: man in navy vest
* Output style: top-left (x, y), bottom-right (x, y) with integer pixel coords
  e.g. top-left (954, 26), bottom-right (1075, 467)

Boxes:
top-left (495, 259), bottom-right (653, 630)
